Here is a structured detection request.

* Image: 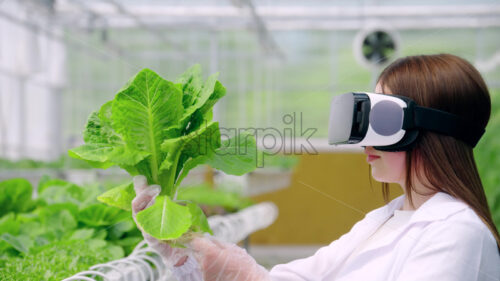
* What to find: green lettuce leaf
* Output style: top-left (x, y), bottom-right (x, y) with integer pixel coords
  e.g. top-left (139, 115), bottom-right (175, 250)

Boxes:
top-left (178, 73), bottom-right (219, 132)
top-left (70, 65), bottom-right (258, 241)
top-left (68, 101), bottom-right (150, 169)
top-left (112, 69), bottom-right (184, 183)
top-left (161, 121), bottom-right (221, 190)
top-left (37, 204), bottom-right (78, 240)
top-left (69, 228), bottom-right (95, 240)
top-left (135, 195), bottom-right (191, 240)
top-left (187, 203), bottom-right (212, 234)
top-left (188, 80), bottom-right (227, 132)
top-left (97, 183), bottom-right (135, 211)
top-left (38, 179), bottom-right (84, 206)
top-left (0, 179), bottom-right (35, 216)
top-left (78, 204), bottom-right (129, 227)
top-left (0, 233), bottom-right (32, 254)
top-left (176, 64), bottom-right (203, 109)
top-left (207, 132), bottom-right (258, 176)
top-left (108, 220), bottom-right (136, 240)
top-left (0, 214), bottom-right (20, 236)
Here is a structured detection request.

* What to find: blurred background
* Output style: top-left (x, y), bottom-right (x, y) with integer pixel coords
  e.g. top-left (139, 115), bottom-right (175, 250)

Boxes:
top-left (0, 0), bottom-right (499, 276)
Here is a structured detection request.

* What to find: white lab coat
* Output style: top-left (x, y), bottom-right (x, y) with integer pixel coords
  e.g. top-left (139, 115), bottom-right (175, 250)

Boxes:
top-left (269, 192), bottom-right (500, 281)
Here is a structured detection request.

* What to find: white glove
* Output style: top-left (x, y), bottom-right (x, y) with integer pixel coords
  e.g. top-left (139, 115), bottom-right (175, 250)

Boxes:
top-left (132, 175), bottom-right (270, 281)
top-left (132, 175), bottom-right (203, 280)
top-left (189, 235), bottom-right (271, 281)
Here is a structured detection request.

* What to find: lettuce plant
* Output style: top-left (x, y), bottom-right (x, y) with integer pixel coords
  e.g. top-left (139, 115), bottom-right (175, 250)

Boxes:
top-left (69, 65), bottom-right (257, 241)
top-left (0, 177), bottom-right (141, 280)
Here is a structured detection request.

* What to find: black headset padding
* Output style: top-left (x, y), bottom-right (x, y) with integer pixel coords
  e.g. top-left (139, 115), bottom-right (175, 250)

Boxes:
top-left (374, 129), bottom-right (420, 152)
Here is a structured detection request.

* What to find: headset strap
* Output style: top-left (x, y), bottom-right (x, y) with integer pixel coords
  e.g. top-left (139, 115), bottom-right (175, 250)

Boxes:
top-left (402, 102), bottom-right (485, 147)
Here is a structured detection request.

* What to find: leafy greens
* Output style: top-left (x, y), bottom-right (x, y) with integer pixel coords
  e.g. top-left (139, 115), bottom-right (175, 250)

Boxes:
top-left (69, 65), bottom-right (258, 241)
top-left (0, 178), bottom-right (142, 280)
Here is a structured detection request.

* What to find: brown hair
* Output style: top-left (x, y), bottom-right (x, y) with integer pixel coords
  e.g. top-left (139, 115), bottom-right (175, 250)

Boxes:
top-left (377, 54), bottom-right (500, 252)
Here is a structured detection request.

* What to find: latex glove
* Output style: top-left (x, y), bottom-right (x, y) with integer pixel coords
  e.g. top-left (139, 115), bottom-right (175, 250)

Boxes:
top-left (189, 234), bottom-right (271, 281)
top-left (132, 175), bottom-right (270, 281)
top-left (131, 175), bottom-right (203, 280)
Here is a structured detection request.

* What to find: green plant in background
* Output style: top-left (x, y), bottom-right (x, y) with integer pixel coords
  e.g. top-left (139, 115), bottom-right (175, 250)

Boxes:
top-left (0, 178), bottom-right (142, 280)
top-left (69, 65), bottom-right (258, 242)
top-left (475, 89), bottom-right (500, 231)
top-left (0, 240), bottom-right (114, 281)
top-left (0, 179), bottom-right (39, 215)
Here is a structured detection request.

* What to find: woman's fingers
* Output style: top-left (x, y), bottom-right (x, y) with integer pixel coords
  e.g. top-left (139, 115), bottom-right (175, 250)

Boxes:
top-left (130, 176), bottom-right (192, 272)
top-left (189, 236), bottom-right (271, 281)
top-left (190, 236), bottom-right (231, 273)
top-left (189, 236), bottom-right (219, 254)
top-left (132, 175), bottom-right (161, 217)
top-left (132, 185), bottom-right (160, 214)
top-left (133, 175), bottom-right (149, 194)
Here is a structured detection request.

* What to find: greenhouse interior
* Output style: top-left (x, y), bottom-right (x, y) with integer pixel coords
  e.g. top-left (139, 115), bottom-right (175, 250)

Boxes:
top-left (1, 0), bottom-right (500, 280)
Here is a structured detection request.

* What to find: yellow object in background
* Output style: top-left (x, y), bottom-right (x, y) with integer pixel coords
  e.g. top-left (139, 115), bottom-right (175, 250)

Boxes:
top-left (250, 152), bottom-right (402, 245)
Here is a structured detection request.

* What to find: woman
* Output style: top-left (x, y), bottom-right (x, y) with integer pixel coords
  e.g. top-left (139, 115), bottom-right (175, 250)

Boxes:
top-left (132, 54), bottom-right (500, 281)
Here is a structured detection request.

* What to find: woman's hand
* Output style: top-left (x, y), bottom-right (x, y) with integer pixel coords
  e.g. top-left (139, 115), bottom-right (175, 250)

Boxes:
top-left (132, 175), bottom-right (198, 276)
top-left (132, 175), bottom-right (270, 281)
top-left (189, 236), bottom-right (271, 281)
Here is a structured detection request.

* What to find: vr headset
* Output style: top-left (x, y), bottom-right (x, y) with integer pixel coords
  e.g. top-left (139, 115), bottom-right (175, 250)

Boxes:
top-left (328, 92), bottom-right (485, 151)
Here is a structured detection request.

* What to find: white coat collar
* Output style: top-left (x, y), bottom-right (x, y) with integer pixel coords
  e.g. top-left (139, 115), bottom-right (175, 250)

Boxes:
top-left (331, 192), bottom-right (470, 278)
top-left (356, 192), bottom-right (469, 254)
top-left (367, 191), bottom-right (469, 224)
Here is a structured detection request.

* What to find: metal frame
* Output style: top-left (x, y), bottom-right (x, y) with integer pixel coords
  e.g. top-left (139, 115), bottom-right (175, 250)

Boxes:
top-left (101, 0), bottom-right (183, 50)
top-left (231, 0), bottom-right (284, 58)
top-left (54, 3), bottom-right (500, 31)
top-left (51, 1), bottom-right (500, 62)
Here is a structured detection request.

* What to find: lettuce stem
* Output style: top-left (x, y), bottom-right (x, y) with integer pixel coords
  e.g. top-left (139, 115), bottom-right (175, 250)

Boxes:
top-left (160, 151), bottom-right (181, 197)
